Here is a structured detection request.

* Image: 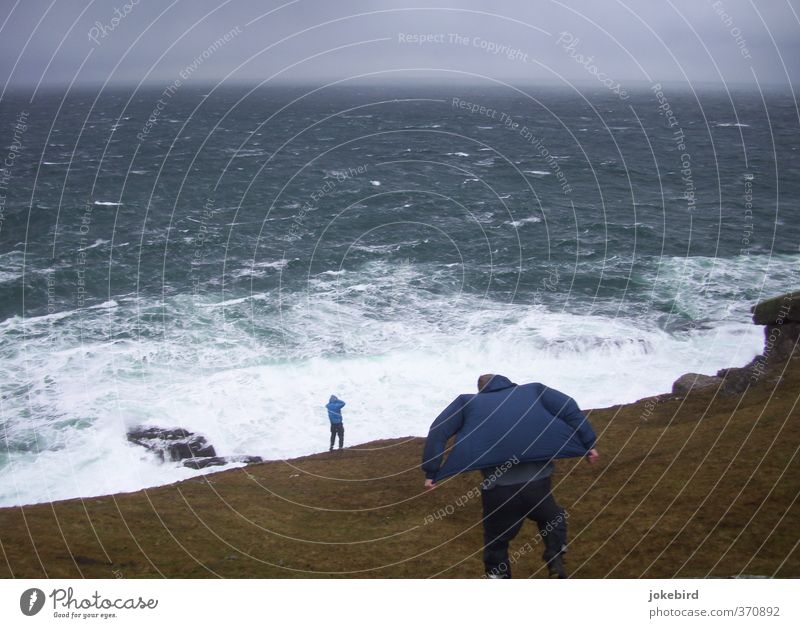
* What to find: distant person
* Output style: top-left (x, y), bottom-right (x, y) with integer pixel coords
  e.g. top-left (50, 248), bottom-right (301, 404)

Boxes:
top-left (326, 394), bottom-right (346, 451)
top-left (421, 374), bottom-right (599, 579)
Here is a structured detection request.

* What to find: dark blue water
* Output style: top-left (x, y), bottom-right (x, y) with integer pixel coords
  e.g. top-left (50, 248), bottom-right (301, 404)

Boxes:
top-left (0, 82), bottom-right (797, 505)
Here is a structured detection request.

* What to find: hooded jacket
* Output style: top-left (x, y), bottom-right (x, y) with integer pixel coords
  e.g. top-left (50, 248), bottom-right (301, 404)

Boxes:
top-left (421, 375), bottom-right (596, 481)
top-left (326, 395), bottom-right (346, 424)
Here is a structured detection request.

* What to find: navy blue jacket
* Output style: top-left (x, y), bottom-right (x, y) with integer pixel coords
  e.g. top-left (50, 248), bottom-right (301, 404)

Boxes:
top-left (421, 375), bottom-right (596, 481)
top-left (326, 395), bottom-right (345, 424)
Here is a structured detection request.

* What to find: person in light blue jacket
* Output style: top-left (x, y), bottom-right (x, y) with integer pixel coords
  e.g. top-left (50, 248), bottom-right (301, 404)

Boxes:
top-left (326, 395), bottom-right (346, 451)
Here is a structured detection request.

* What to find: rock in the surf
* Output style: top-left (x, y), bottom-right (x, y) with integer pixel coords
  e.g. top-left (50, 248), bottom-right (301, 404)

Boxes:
top-left (127, 426), bottom-right (216, 462)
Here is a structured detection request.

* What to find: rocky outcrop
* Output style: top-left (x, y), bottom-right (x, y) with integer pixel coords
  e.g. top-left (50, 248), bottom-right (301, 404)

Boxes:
top-left (127, 426), bottom-right (262, 469)
top-left (672, 291), bottom-right (799, 398)
top-left (751, 290), bottom-right (800, 364)
top-left (671, 373), bottom-right (723, 396)
top-left (751, 290), bottom-right (800, 325)
top-left (715, 366), bottom-right (754, 395)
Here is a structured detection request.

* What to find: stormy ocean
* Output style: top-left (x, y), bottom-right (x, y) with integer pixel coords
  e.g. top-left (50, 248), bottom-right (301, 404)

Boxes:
top-left (0, 83), bottom-right (797, 506)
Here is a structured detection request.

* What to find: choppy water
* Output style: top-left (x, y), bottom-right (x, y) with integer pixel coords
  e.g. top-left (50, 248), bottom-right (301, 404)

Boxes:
top-left (0, 83), bottom-right (797, 506)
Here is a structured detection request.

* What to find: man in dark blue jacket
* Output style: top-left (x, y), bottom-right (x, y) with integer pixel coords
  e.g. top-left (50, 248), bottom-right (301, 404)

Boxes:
top-left (326, 395), bottom-right (346, 451)
top-left (421, 374), bottom-right (599, 578)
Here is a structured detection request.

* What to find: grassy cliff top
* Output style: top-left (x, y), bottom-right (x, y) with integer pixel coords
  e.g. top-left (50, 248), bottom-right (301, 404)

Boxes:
top-left (1, 356), bottom-right (798, 578)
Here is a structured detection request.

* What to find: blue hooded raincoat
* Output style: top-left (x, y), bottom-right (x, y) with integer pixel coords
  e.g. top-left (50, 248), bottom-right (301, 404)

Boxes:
top-left (422, 375), bottom-right (596, 481)
top-left (326, 395), bottom-right (345, 424)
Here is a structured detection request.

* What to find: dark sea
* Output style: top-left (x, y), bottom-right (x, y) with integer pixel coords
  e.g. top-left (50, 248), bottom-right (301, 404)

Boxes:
top-left (0, 82), bottom-right (797, 505)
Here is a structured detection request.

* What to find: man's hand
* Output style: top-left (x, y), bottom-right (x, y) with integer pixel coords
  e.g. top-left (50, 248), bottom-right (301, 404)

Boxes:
top-left (586, 448), bottom-right (599, 464)
top-left (424, 478), bottom-right (436, 490)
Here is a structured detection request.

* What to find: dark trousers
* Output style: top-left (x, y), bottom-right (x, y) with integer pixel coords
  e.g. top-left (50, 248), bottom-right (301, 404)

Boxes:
top-left (330, 423), bottom-right (344, 449)
top-left (481, 477), bottom-right (567, 578)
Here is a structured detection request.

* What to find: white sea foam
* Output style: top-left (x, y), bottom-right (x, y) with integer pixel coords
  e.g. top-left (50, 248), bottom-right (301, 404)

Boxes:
top-left (90, 300), bottom-right (119, 310)
top-left (524, 170), bottom-right (552, 176)
top-left (81, 238), bottom-right (110, 250)
top-left (508, 216), bottom-right (543, 227)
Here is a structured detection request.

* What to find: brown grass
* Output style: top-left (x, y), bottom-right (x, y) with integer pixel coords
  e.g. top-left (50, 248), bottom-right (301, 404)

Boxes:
top-left (1, 358), bottom-right (798, 578)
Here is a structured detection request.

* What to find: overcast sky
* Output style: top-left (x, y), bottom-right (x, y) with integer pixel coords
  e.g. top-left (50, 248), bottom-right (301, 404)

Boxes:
top-left (1, 0), bottom-right (798, 91)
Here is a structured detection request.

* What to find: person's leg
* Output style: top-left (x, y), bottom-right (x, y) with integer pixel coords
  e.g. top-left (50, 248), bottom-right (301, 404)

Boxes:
top-left (330, 425), bottom-right (336, 451)
top-left (336, 424), bottom-right (344, 449)
top-left (522, 478), bottom-right (568, 573)
top-left (481, 484), bottom-right (525, 578)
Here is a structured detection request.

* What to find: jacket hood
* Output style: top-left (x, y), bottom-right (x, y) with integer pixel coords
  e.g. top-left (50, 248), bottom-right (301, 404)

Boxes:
top-left (328, 395), bottom-right (340, 403)
top-left (480, 375), bottom-right (516, 393)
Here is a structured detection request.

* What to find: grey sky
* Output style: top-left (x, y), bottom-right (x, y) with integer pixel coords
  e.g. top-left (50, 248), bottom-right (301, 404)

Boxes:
top-left (1, 0), bottom-right (798, 90)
